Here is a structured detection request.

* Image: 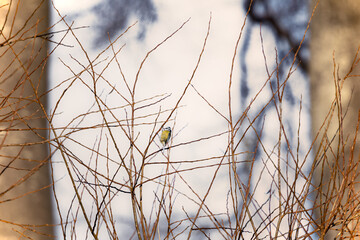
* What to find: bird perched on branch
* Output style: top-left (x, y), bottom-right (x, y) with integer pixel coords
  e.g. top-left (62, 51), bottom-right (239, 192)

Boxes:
top-left (160, 127), bottom-right (171, 147)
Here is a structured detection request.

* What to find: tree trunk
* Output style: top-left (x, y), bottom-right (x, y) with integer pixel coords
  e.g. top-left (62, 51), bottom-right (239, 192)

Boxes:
top-left (0, 0), bottom-right (53, 239)
top-left (310, 0), bottom-right (360, 238)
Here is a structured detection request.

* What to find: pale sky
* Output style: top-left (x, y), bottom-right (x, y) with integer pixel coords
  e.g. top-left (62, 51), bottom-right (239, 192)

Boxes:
top-left (50, 1), bottom-right (311, 238)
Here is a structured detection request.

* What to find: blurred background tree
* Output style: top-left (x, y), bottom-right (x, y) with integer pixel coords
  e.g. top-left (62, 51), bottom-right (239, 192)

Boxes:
top-left (242, 0), bottom-right (360, 238)
top-left (0, 0), bottom-right (53, 239)
top-left (309, 0), bottom-right (360, 238)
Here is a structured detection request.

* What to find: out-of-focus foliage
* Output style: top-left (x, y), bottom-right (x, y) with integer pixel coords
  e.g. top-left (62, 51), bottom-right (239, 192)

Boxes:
top-left (92, 0), bottom-right (157, 46)
top-left (243, 0), bottom-right (309, 71)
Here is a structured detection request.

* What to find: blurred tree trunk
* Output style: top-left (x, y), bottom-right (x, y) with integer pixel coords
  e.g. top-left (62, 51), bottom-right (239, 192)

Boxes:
top-left (310, 0), bottom-right (360, 238)
top-left (0, 0), bottom-right (53, 239)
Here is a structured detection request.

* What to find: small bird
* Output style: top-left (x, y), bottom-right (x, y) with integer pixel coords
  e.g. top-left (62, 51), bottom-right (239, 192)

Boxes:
top-left (160, 127), bottom-right (172, 146)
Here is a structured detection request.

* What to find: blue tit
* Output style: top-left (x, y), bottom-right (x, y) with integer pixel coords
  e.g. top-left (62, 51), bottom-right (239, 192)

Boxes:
top-left (160, 127), bottom-right (171, 146)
